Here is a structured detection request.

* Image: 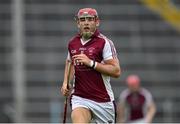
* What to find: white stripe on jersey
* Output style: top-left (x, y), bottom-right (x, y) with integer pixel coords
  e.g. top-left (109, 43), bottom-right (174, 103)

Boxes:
top-left (98, 33), bottom-right (117, 60)
top-left (97, 33), bottom-right (117, 101)
top-left (67, 51), bottom-right (70, 60)
top-left (101, 74), bottom-right (114, 101)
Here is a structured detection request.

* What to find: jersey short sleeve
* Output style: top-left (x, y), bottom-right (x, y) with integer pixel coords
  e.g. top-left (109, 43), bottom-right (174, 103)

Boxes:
top-left (67, 51), bottom-right (71, 61)
top-left (142, 88), bottom-right (154, 106)
top-left (102, 39), bottom-right (117, 61)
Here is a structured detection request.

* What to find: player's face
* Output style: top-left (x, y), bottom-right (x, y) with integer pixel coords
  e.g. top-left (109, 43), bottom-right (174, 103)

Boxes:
top-left (77, 16), bottom-right (99, 38)
top-left (128, 84), bottom-right (140, 92)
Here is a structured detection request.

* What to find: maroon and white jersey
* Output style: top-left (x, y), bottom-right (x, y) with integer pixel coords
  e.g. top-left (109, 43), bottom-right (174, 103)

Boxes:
top-left (67, 30), bottom-right (117, 102)
top-left (119, 88), bottom-right (154, 122)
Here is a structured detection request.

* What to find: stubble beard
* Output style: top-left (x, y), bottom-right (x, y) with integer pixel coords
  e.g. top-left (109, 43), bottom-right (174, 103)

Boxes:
top-left (82, 32), bottom-right (93, 40)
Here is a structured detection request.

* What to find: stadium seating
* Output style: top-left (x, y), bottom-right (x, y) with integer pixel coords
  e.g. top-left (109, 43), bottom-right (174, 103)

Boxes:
top-left (0, 0), bottom-right (179, 122)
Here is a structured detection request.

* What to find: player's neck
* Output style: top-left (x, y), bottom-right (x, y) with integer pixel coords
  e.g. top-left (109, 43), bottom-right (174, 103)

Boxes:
top-left (82, 36), bottom-right (91, 41)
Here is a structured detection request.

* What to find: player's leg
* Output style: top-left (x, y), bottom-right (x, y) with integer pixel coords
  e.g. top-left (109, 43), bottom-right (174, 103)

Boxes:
top-left (71, 107), bottom-right (92, 123)
top-left (91, 101), bottom-right (116, 123)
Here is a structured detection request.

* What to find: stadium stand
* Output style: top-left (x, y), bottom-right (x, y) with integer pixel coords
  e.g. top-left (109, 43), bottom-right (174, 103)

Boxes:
top-left (0, 0), bottom-right (179, 122)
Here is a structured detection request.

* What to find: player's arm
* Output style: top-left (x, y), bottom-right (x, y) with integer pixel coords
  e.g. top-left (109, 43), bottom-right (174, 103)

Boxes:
top-left (95, 39), bottom-right (121, 78)
top-left (94, 58), bottom-right (120, 78)
top-left (145, 102), bottom-right (156, 123)
top-left (63, 59), bottom-right (74, 84)
top-left (116, 102), bottom-right (126, 123)
top-left (72, 54), bottom-right (120, 78)
top-left (72, 40), bottom-right (121, 78)
top-left (61, 58), bottom-right (74, 96)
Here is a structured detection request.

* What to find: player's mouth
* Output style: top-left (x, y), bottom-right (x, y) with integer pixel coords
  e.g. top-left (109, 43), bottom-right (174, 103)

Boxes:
top-left (84, 27), bottom-right (90, 31)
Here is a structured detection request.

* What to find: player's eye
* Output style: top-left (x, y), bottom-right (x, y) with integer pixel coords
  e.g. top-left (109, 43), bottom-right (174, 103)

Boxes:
top-left (79, 17), bottom-right (95, 22)
top-left (86, 17), bottom-right (95, 21)
top-left (79, 17), bottom-right (86, 22)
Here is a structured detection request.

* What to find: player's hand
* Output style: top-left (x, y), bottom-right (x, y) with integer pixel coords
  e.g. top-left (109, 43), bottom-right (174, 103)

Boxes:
top-left (72, 53), bottom-right (92, 67)
top-left (60, 83), bottom-right (71, 96)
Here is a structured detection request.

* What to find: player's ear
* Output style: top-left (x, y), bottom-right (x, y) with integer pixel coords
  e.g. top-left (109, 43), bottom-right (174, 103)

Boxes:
top-left (76, 21), bottom-right (80, 28)
top-left (96, 21), bottom-right (99, 27)
top-left (96, 19), bottom-right (100, 27)
top-left (77, 23), bottom-right (80, 28)
top-left (74, 17), bottom-right (80, 28)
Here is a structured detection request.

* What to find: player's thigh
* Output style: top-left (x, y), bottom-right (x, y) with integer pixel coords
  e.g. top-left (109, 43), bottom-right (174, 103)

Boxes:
top-left (71, 107), bottom-right (92, 123)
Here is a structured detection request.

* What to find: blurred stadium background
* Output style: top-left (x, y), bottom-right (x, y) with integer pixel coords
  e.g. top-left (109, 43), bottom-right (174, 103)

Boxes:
top-left (0, 0), bottom-right (180, 123)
